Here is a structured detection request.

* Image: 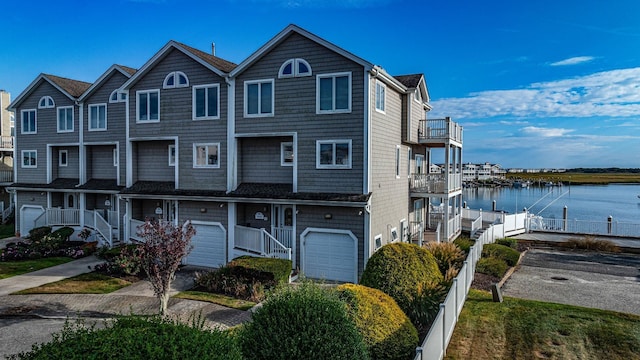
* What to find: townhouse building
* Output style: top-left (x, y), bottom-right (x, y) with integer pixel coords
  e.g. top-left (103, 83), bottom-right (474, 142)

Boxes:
top-left (9, 25), bottom-right (462, 283)
top-left (462, 162), bottom-right (505, 182)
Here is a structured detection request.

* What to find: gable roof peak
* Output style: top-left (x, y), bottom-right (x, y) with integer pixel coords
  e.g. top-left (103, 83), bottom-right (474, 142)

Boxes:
top-left (42, 74), bottom-right (92, 98)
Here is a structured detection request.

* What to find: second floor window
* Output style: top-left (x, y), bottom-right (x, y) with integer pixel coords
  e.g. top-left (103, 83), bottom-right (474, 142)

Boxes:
top-left (193, 143), bottom-right (220, 168)
top-left (109, 90), bottom-right (127, 103)
top-left (38, 96), bottom-right (55, 109)
top-left (22, 150), bottom-right (37, 168)
top-left (57, 106), bottom-right (74, 133)
top-left (163, 71), bottom-right (189, 89)
top-left (59, 150), bottom-right (68, 167)
top-left (21, 109), bottom-right (36, 134)
top-left (89, 104), bottom-right (107, 130)
top-left (244, 79), bottom-right (274, 117)
top-left (375, 81), bottom-right (386, 113)
top-left (317, 72), bottom-right (351, 114)
top-left (193, 84), bottom-right (220, 120)
top-left (316, 140), bottom-right (351, 169)
top-left (137, 90), bottom-right (160, 122)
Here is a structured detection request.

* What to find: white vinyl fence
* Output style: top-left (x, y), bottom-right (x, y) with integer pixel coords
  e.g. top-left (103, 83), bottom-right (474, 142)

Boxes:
top-left (414, 213), bottom-right (524, 360)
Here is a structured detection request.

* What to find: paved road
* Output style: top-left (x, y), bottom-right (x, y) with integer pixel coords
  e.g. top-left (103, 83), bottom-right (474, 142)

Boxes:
top-left (502, 249), bottom-right (640, 315)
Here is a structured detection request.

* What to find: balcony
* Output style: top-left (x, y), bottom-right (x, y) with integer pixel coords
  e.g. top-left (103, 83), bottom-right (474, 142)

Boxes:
top-left (418, 118), bottom-right (462, 145)
top-left (0, 136), bottom-right (13, 150)
top-left (410, 173), bottom-right (461, 195)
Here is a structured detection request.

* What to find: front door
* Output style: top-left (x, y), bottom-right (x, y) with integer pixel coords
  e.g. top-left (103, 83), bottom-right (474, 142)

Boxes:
top-left (163, 200), bottom-right (177, 224)
top-left (65, 193), bottom-right (78, 209)
top-left (272, 204), bottom-right (294, 262)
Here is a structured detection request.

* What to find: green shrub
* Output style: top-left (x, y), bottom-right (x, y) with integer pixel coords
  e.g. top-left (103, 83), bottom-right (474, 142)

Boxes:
top-left (476, 257), bottom-right (508, 278)
top-left (482, 244), bottom-right (520, 266)
top-left (93, 245), bottom-right (143, 277)
top-left (27, 226), bottom-right (52, 241)
top-left (229, 256), bottom-right (292, 285)
top-left (239, 282), bottom-right (368, 360)
top-left (51, 227), bottom-right (75, 241)
top-left (360, 242), bottom-right (443, 333)
top-left (453, 236), bottom-right (475, 253)
top-left (565, 236), bottom-right (619, 252)
top-left (9, 315), bottom-right (242, 360)
top-left (495, 237), bottom-right (518, 249)
top-left (337, 283), bottom-right (418, 360)
top-left (423, 242), bottom-right (466, 276)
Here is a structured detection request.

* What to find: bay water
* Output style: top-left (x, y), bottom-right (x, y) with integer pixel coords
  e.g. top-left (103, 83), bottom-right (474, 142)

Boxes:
top-left (462, 184), bottom-right (640, 224)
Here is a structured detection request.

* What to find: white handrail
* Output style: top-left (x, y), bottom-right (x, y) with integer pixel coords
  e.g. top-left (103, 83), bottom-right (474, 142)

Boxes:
top-left (94, 211), bottom-right (113, 247)
top-left (235, 225), bottom-right (292, 260)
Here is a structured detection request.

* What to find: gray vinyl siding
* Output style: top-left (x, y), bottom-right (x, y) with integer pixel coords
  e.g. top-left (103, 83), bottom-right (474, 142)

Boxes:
top-left (84, 71), bottom-right (129, 185)
top-left (88, 145), bottom-right (117, 179)
top-left (128, 48), bottom-right (228, 191)
top-left (369, 75), bottom-right (410, 250)
top-left (52, 146), bottom-right (79, 179)
top-left (15, 81), bottom-right (79, 184)
top-left (239, 137), bottom-right (293, 184)
top-left (178, 201), bottom-right (228, 228)
top-left (237, 203), bottom-right (271, 229)
top-left (296, 205), bottom-right (365, 279)
top-left (234, 33), bottom-right (365, 194)
top-left (134, 141), bottom-right (174, 182)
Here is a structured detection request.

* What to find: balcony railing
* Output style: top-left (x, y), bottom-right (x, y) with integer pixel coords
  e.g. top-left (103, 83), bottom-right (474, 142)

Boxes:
top-left (410, 173), bottom-right (461, 194)
top-left (418, 118), bottom-right (463, 143)
top-left (0, 170), bottom-right (13, 183)
top-left (235, 225), bottom-right (292, 260)
top-left (0, 136), bottom-right (13, 149)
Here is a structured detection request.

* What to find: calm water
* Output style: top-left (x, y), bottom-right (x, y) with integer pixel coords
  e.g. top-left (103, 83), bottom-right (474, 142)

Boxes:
top-left (463, 184), bottom-right (640, 223)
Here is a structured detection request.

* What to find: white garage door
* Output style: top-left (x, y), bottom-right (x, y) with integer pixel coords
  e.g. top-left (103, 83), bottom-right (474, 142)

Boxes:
top-left (20, 206), bottom-right (45, 237)
top-left (302, 228), bottom-right (357, 283)
top-left (186, 222), bottom-right (226, 268)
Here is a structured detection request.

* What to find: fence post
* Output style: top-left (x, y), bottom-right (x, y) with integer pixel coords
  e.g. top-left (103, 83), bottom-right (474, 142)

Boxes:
top-left (607, 216), bottom-right (613, 234)
top-left (415, 347), bottom-right (423, 360)
top-left (440, 303), bottom-right (447, 356)
top-left (562, 206), bottom-right (568, 232)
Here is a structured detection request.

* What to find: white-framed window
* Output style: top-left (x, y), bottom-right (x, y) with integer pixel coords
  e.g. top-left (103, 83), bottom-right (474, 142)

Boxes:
top-left (390, 227), bottom-right (398, 242)
top-left (21, 150), bottom-right (37, 168)
top-left (57, 106), bottom-right (74, 133)
top-left (374, 234), bottom-right (383, 251)
top-left (21, 109), bottom-right (36, 134)
top-left (316, 140), bottom-right (351, 169)
top-left (316, 72), bottom-right (351, 114)
top-left (163, 71), bottom-right (189, 89)
top-left (407, 148), bottom-right (412, 177)
top-left (278, 58), bottom-right (312, 78)
top-left (168, 145), bottom-right (176, 166)
top-left (193, 143), bottom-right (220, 168)
top-left (109, 90), bottom-right (127, 103)
top-left (10, 113), bottom-right (15, 136)
top-left (281, 142), bottom-right (293, 166)
top-left (192, 84), bottom-right (220, 120)
top-left (375, 81), bottom-right (386, 113)
top-left (400, 219), bottom-right (409, 243)
top-left (415, 154), bottom-right (424, 175)
top-left (113, 148), bottom-right (118, 166)
top-left (414, 89), bottom-right (422, 103)
top-left (89, 104), bottom-right (107, 131)
top-left (244, 79), bottom-right (274, 117)
top-left (395, 145), bottom-right (401, 178)
top-left (136, 90), bottom-right (160, 122)
top-left (59, 150), bottom-right (68, 167)
top-left (38, 96), bottom-right (54, 109)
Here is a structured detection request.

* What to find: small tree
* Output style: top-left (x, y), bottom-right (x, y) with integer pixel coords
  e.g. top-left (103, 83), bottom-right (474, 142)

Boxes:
top-left (136, 219), bottom-right (196, 315)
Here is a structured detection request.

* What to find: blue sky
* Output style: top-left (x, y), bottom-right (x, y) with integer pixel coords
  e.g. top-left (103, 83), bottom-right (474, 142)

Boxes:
top-left (2, 0), bottom-right (640, 169)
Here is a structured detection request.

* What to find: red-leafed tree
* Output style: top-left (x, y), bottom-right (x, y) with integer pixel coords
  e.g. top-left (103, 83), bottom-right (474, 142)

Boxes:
top-left (136, 219), bottom-right (196, 315)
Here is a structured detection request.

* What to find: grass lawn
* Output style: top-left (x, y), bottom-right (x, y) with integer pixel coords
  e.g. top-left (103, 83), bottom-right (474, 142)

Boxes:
top-left (445, 290), bottom-right (640, 360)
top-left (174, 290), bottom-right (256, 311)
top-left (13, 272), bottom-right (133, 294)
top-left (0, 257), bottom-right (74, 279)
top-left (0, 223), bottom-right (15, 239)
top-left (506, 172), bottom-right (640, 185)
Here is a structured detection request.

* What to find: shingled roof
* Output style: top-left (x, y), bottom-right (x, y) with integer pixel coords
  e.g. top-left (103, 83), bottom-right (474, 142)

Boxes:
top-left (394, 74), bottom-right (423, 88)
top-left (176, 41), bottom-right (238, 73)
top-left (43, 74), bottom-right (92, 98)
top-left (116, 65), bottom-right (138, 76)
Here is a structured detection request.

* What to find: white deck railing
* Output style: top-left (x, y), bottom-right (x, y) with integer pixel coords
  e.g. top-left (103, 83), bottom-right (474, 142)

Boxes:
top-left (94, 212), bottom-right (113, 247)
top-left (470, 216), bottom-right (482, 238)
top-left (410, 221), bottom-right (424, 246)
top-left (411, 174), bottom-right (461, 194)
top-left (46, 208), bottom-right (80, 226)
top-left (418, 118), bottom-right (463, 143)
top-left (235, 225), bottom-right (292, 260)
top-left (0, 170), bottom-right (12, 183)
top-left (129, 218), bottom-right (145, 242)
top-left (528, 217), bottom-right (640, 237)
top-left (271, 226), bottom-right (294, 249)
top-left (0, 136), bottom-right (13, 149)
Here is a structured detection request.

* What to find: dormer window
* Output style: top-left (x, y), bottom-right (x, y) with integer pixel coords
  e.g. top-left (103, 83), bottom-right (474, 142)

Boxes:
top-left (414, 89), bottom-right (422, 103)
top-left (109, 90), bottom-right (127, 103)
top-left (278, 58), bottom-right (312, 78)
top-left (38, 96), bottom-right (55, 109)
top-left (163, 71), bottom-right (189, 89)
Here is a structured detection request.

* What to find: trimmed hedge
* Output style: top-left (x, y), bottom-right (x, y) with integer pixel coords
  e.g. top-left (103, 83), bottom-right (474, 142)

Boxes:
top-left (27, 226), bottom-right (52, 241)
top-left (360, 243), bottom-right (443, 332)
top-left (337, 284), bottom-right (418, 360)
top-left (495, 237), bottom-right (518, 249)
top-left (9, 316), bottom-right (242, 360)
top-left (51, 227), bottom-right (75, 241)
top-left (229, 255), bottom-right (292, 285)
top-left (476, 257), bottom-right (509, 278)
top-left (482, 243), bottom-right (520, 266)
top-left (239, 282), bottom-right (368, 360)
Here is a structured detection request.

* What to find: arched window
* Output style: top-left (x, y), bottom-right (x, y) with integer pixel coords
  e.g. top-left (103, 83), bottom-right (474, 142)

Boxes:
top-left (38, 96), bottom-right (55, 109)
top-left (278, 58), bottom-right (312, 78)
top-left (163, 71), bottom-right (189, 89)
top-left (109, 90), bottom-right (127, 103)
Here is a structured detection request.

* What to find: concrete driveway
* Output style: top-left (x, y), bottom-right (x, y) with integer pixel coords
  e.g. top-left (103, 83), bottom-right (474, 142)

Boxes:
top-left (502, 249), bottom-right (640, 315)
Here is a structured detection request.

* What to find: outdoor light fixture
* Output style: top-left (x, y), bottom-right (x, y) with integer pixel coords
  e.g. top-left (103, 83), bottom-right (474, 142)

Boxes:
top-left (324, 213), bottom-right (332, 220)
top-left (200, 208), bottom-right (207, 213)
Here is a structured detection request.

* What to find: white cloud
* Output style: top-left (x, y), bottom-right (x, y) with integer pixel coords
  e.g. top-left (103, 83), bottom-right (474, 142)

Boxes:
top-left (550, 56), bottom-right (595, 66)
top-left (430, 67), bottom-right (640, 119)
top-left (521, 126), bottom-right (573, 137)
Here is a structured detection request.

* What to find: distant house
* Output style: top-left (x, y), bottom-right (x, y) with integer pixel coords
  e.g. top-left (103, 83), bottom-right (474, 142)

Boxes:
top-left (463, 162), bottom-right (504, 181)
top-left (9, 25), bottom-right (463, 283)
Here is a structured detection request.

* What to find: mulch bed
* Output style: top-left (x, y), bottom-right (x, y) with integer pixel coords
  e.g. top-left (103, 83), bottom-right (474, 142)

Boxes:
top-left (471, 272), bottom-right (501, 291)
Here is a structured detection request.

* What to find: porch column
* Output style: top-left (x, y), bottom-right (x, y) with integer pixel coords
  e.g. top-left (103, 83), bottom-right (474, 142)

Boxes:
top-left (79, 193), bottom-right (86, 227)
top-left (227, 202), bottom-right (236, 262)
